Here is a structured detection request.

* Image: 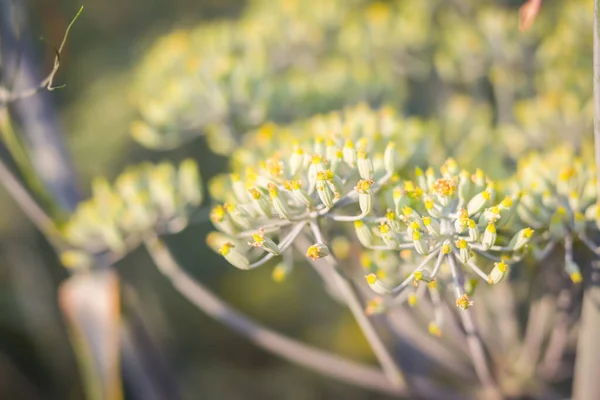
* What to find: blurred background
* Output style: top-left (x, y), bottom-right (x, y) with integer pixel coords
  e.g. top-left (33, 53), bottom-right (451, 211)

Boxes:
top-left (0, 0), bottom-right (592, 399)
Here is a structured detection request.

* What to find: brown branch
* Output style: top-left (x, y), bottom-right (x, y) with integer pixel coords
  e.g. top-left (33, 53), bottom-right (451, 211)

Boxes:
top-left (143, 234), bottom-right (407, 397)
top-left (0, 6), bottom-right (83, 105)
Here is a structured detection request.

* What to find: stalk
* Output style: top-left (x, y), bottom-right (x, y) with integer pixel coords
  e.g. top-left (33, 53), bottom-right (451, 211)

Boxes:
top-left (573, 2), bottom-right (600, 398)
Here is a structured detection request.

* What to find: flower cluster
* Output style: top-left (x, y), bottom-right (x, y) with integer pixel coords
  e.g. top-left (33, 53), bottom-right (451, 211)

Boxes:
top-left (129, 0), bottom-right (411, 153)
top-left (354, 160), bottom-right (533, 334)
top-left (512, 147), bottom-right (599, 282)
top-left (207, 104), bottom-right (429, 277)
top-left (208, 112), bottom-right (535, 335)
top-left (128, 0), bottom-right (592, 173)
top-left (61, 159), bottom-right (202, 265)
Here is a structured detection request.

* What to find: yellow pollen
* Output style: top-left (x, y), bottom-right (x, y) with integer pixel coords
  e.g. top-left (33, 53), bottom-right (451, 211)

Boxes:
top-left (249, 188), bottom-right (262, 200)
top-left (379, 223), bottom-right (391, 234)
top-left (267, 183), bottom-right (279, 198)
top-left (356, 179), bottom-right (373, 193)
top-left (219, 242), bottom-right (234, 256)
top-left (432, 178), bottom-right (456, 197)
top-left (366, 273), bottom-right (377, 285)
top-left (496, 261), bottom-right (507, 273)
top-left (211, 205), bottom-right (226, 222)
top-left (501, 196), bottom-right (513, 208)
top-left (456, 294), bottom-right (473, 310)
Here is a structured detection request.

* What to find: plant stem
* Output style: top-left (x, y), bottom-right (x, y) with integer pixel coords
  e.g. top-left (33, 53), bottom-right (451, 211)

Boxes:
top-left (573, 1), bottom-right (600, 398)
top-left (305, 222), bottom-right (406, 388)
top-left (143, 234), bottom-right (406, 397)
top-left (448, 253), bottom-right (501, 399)
top-left (0, 156), bottom-right (66, 249)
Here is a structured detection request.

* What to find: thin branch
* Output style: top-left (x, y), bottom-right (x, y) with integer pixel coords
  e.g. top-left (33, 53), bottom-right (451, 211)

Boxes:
top-left (539, 287), bottom-right (573, 379)
top-left (142, 234), bottom-right (406, 397)
top-left (392, 250), bottom-right (440, 295)
top-left (0, 156), bottom-right (66, 250)
top-left (300, 223), bottom-right (406, 388)
top-left (448, 254), bottom-right (501, 399)
top-left (0, 6), bottom-right (84, 105)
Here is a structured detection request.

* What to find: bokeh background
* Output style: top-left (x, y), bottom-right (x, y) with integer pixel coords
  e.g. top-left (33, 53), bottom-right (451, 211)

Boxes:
top-left (0, 0), bottom-right (592, 399)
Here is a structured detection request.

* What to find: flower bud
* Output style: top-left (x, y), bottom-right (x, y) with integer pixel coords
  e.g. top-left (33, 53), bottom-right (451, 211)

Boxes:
top-left (354, 220), bottom-right (374, 247)
top-left (480, 223), bottom-right (497, 250)
top-left (356, 179), bottom-right (374, 215)
top-left (231, 174), bottom-right (249, 203)
top-left (455, 294), bottom-right (473, 310)
top-left (248, 188), bottom-right (272, 218)
top-left (457, 170), bottom-right (472, 207)
top-left (386, 210), bottom-right (402, 232)
top-left (325, 138), bottom-right (337, 161)
top-left (467, 188), bottom-right (491, 216)
top-left (380, 223), bottom-right (400, 249)
top-left (488, 260), bottom-right (508, 284)
top-left (424, 197), bottom-right (442, 218)
top-left (442, 158), bottom-right (460, 176)
top-left (496, 194), bottom-right (520, 227)
top-left (343, 140), bottom-right (357, 167)
top-left (220, 242), bottom-right (250, 270)
top-left (268, 183), bottom-right (292, 219)
top-left (422, 216), bottom-right (440, 236)
top-left (455, 239), bottom-right (472, 263)
top-left (211, 205), bottom-right (238, 235)
top-left (365, 273), bottom-right (391, 295)
top-left (224, 203), bottom-right (252, 229)
top-left (357, 151), bottom-right (374, 180)
top-left (479, 206), bottom-right (501, 227)
top-left (467, 219), bottom-right (479, 241)
top-left (289, 146), bottom-right (304, 176)
top-left (413, 269), bottom-right (433, 283)
top-left (393, 187), bottom-right (409, 215)
top-left (313, 136), bottom-right (325, 157)
top-left (249, 229), bottom-right (281, 255)
top-left (286, 180), bottom-right (312, 207)
top-left (307, 155), bottom-right (325, 194)
top-left (330, 150), bottom-right (343, 173)
top-left (415, 167), bottom-right (427, 190)
top-left (565, 259), bottom-right (583, 284)
top-left (384, 142), bottom-right (396, 175)
top-left (441, 241), bottom-right (452, 255)
top-left (425, 167), bottom-right (436, 188)
top-left (413, 231), bottom-right (429, 255)
top-left (402, 206), bottom-right (421, 223)
top-left (472, 169), bottom-right (486, 191)
top-left (326, 172), bottom-right (344, 201)
top-left (316, 172), bottom-right (335, 209)
top-left (306, 243), bottom-right (330, 260)
top-left (507, 227), bottom-right (534, 251)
